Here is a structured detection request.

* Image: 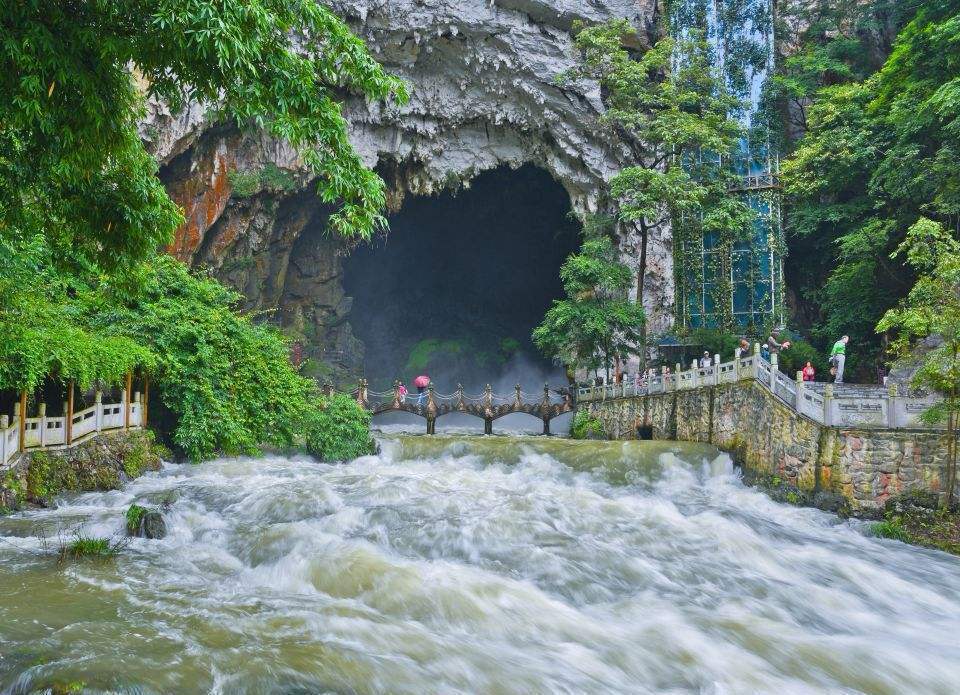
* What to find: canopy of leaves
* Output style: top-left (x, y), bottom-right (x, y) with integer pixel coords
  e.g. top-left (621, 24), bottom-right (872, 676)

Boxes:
top-left (781, 1), bottom-right (960, 375)
top-left (1, 0), bottom-right (408, 271)
top-left (566, 19), bottom-right (752, 331)
top-left (533, 236), bottom-right (645, 372)
top-left (77, 256), bottom-right (317, 461)
top-left (876, 218), bottom-right (960, 505)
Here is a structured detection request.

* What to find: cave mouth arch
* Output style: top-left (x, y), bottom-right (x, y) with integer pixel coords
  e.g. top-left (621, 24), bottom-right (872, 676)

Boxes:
top-left (343, 164), bottom-right (581, 394)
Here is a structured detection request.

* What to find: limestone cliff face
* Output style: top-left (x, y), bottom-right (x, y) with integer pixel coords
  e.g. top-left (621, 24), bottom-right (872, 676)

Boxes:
top-left (145, 0), bottom-right (667, 381)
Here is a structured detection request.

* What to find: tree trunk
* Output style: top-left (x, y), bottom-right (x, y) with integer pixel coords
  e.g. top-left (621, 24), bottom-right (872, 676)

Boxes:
top-left (637, 219), bottom-right (649, 372)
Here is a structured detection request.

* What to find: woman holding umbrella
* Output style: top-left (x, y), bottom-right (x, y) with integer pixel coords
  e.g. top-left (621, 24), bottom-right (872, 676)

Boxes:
top-left (414, 374), bottom-right (430, 407)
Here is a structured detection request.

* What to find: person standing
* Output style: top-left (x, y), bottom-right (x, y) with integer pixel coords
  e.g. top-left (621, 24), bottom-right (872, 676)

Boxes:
top-left (397, 380), bottom-right (408, 403)
top-left (829, 336), bottom-right (849, 384)
top-left (414, 374), bottom-right (430, 406)
top-left (802, 361), bottom-right (816, 382)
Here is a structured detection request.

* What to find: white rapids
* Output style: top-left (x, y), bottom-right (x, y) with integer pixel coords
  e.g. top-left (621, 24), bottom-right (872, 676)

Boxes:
top-left (1, 435), bottom-right (959, 694)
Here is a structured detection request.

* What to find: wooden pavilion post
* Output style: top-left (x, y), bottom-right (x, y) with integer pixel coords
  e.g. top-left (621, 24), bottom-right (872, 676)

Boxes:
top-left (66, 380), bottom-right (75, 445)
top-left (124, 370), bottom-right (133, 430)
top-left (18, 390), bottom-right (27, 453)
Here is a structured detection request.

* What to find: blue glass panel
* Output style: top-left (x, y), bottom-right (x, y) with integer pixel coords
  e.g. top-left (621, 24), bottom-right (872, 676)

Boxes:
top-left (732, 252), bottom-right (750, 278)
top-left (733, 283), bottom-right (751, 313)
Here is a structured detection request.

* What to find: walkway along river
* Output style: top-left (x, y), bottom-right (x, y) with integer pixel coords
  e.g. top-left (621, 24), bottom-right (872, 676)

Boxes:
top-left (1, 435), bottom-right (960, 693)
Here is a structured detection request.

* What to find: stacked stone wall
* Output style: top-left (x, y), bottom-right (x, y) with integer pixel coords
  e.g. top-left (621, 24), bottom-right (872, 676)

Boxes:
top-left (585, 383), bottom-right (952, 514)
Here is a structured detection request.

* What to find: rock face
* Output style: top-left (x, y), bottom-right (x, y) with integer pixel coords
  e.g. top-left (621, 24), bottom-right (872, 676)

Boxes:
top-left (147, 0), bottom-right (668, 382)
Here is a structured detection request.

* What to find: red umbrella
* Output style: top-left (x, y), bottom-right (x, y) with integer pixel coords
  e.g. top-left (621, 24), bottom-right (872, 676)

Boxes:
top-left (413, 375), bottom-right (430, 388)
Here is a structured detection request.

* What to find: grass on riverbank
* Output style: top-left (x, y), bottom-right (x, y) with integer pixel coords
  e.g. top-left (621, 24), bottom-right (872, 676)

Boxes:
top-left (872, 509), bottom-right (960, 556)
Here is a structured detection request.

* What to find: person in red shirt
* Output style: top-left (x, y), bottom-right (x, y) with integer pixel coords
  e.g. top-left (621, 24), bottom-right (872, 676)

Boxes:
top-left (802, 361), bottom-right (816, 382)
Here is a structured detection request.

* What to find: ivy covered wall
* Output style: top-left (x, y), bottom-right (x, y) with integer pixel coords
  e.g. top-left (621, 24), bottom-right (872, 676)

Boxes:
top-left (671, 0), bottom-right (785, 332)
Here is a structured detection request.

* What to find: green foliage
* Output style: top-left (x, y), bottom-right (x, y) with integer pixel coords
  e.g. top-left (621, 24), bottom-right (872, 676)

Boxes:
top-left (404, 339), bottom-right (465, 375)
top-left (877, 218), bottom-right (960, 506)
top-left (1, 0), bottom-right (407, 276)
top-left (260, 163), bottom-right (297, 192)
top-left (304, 394), bottom-right (375, 462)
top-left (566, 19), bottom-right (752, 333)
top-left (570, 410), bottom-right (605, 440)
top-left (65, 535), bottom-right (118, 559)
top-left (777, 336), bottom-right (829, 377)
top-left (228, 169), bottom-right (260, 198)
top-left (81, 256), bottom-right (314, 461)
top-left (126, 504), bottom-right (147, 535)
top-left (688, 329), bottom-right (742, 362)
top-left (781, 1), bottom-right (960, 375)
top-left (228, 164), bottom-right (298, 199)
top-left (871, 516), bottom-right (911, 543)
top-left (25, 451), bottom-right (52, 500)
top-left (533, 235), bottom-right (645, 375)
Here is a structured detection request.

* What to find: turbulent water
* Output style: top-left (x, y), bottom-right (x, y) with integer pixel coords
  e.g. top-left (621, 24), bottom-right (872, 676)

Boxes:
top-left (2, 436), bottom-right (960, 694)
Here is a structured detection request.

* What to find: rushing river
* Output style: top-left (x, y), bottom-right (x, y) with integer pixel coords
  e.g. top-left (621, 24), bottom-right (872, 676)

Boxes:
top-left (2, 436), bottom-right (960, 694)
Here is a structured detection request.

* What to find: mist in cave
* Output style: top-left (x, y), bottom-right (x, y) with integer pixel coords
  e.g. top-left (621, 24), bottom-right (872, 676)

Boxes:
top-left (343, 165), bottom-right (580, 396)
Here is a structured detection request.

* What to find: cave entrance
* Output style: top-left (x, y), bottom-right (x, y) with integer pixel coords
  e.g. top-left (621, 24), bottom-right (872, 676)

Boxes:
top-left (343, 165), bottom-right (580, 395)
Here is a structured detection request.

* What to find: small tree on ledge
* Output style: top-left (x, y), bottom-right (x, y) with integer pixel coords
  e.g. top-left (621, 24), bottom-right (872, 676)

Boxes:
top-left (533, 235), bottom-right (645, 382)
top-left (876, 218), bottom-right (960, 508)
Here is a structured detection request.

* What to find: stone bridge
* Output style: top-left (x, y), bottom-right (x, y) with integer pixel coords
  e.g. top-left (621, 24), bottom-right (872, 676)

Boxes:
top-left (346, 382), bottom-right (574, 435)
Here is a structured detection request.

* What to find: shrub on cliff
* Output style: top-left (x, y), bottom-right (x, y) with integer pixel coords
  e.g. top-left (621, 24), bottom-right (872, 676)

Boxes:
top-left (570, 410), bottom-right (605, 440)
top-left (304, 394), bottom-right (375, 462)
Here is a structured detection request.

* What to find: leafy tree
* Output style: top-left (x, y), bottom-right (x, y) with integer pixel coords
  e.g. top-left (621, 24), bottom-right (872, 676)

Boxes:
top-left (1, 0), bottom-right (408, 269)
top-left (877, 218), bottom-right (960, 508)
top-left (533, 235), bottom-right (645, 380)
top-left (565, 20), bottom-right (752, 338)
top-left (304, 393), bottom-right (375, 462)
top-left (781, 1), bottom-right (958, 377)
top-left (78, 256), bottom-right (315, 461)
top-left (1, 1), bottom-right (399, 458)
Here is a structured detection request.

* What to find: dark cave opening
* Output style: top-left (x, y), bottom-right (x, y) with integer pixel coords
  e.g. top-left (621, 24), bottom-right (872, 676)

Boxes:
top-left (343, 165), bottom-right (580, 393)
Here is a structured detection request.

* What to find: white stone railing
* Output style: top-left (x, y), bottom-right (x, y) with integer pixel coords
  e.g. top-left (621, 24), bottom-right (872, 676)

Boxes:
top-left (0, 390), bottom-right (144, 468)
top-left (578, 348), bottom-right (943, 431)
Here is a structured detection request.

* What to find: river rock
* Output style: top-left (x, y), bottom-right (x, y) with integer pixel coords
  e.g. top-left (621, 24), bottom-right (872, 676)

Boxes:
top-left (139, 511), bottom-right (167, 540)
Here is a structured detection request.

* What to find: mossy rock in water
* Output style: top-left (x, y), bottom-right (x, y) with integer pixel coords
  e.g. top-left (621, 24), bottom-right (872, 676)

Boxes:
top-left (125, 503), bottom-right (167, 539)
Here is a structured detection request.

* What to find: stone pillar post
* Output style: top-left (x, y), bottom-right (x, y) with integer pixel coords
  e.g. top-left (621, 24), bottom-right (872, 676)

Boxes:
top-left (0, 414), bottom-right (7, 465)
top-left (887, 382), bottom-right (899, 428)
top-left (675, 363), bottom-right (682, 391)
top-left (795, 371), bottom-right (804, 411)
top-left (714, 354), bottom-right (721, 385)
top-left (823, 384), bottom-right (834, 426)
top-left (38, 403), bottom-right (47, 447)
top-left (753, 343), bottom-right (762, 381)
top-left (541, 385), bottom-right (552, 435)
top-left (426, 385), bottom-right (437, 435)
top-left (483, 384), bottom-right (494, 435)
top-left (95, 390), bottom-right (103, 432)
top-left (662, 366), bottom-right (670, 393)
top-left (770, 354), bottom-right (778, 391)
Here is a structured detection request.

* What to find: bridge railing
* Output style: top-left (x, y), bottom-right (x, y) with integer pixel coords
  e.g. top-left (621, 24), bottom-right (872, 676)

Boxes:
top-left (577, 347), bottom-right (944, 431)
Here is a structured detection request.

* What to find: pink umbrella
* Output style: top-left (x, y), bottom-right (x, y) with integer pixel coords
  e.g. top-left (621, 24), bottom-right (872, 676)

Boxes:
top-left (413, 375), bottom-right (430, 388)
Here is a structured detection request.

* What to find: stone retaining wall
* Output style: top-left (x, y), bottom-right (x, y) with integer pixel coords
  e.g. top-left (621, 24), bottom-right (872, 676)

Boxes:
top-left (0, 430), bottom-right (163, 513)
top-left (585, 382), bottom-right (952, 515)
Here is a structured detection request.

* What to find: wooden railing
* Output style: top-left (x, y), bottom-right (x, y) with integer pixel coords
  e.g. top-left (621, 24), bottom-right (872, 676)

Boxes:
top-left (1, 389), bottom-right (145, 468)
top-left (578, 347), bottom-right (942, 431)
